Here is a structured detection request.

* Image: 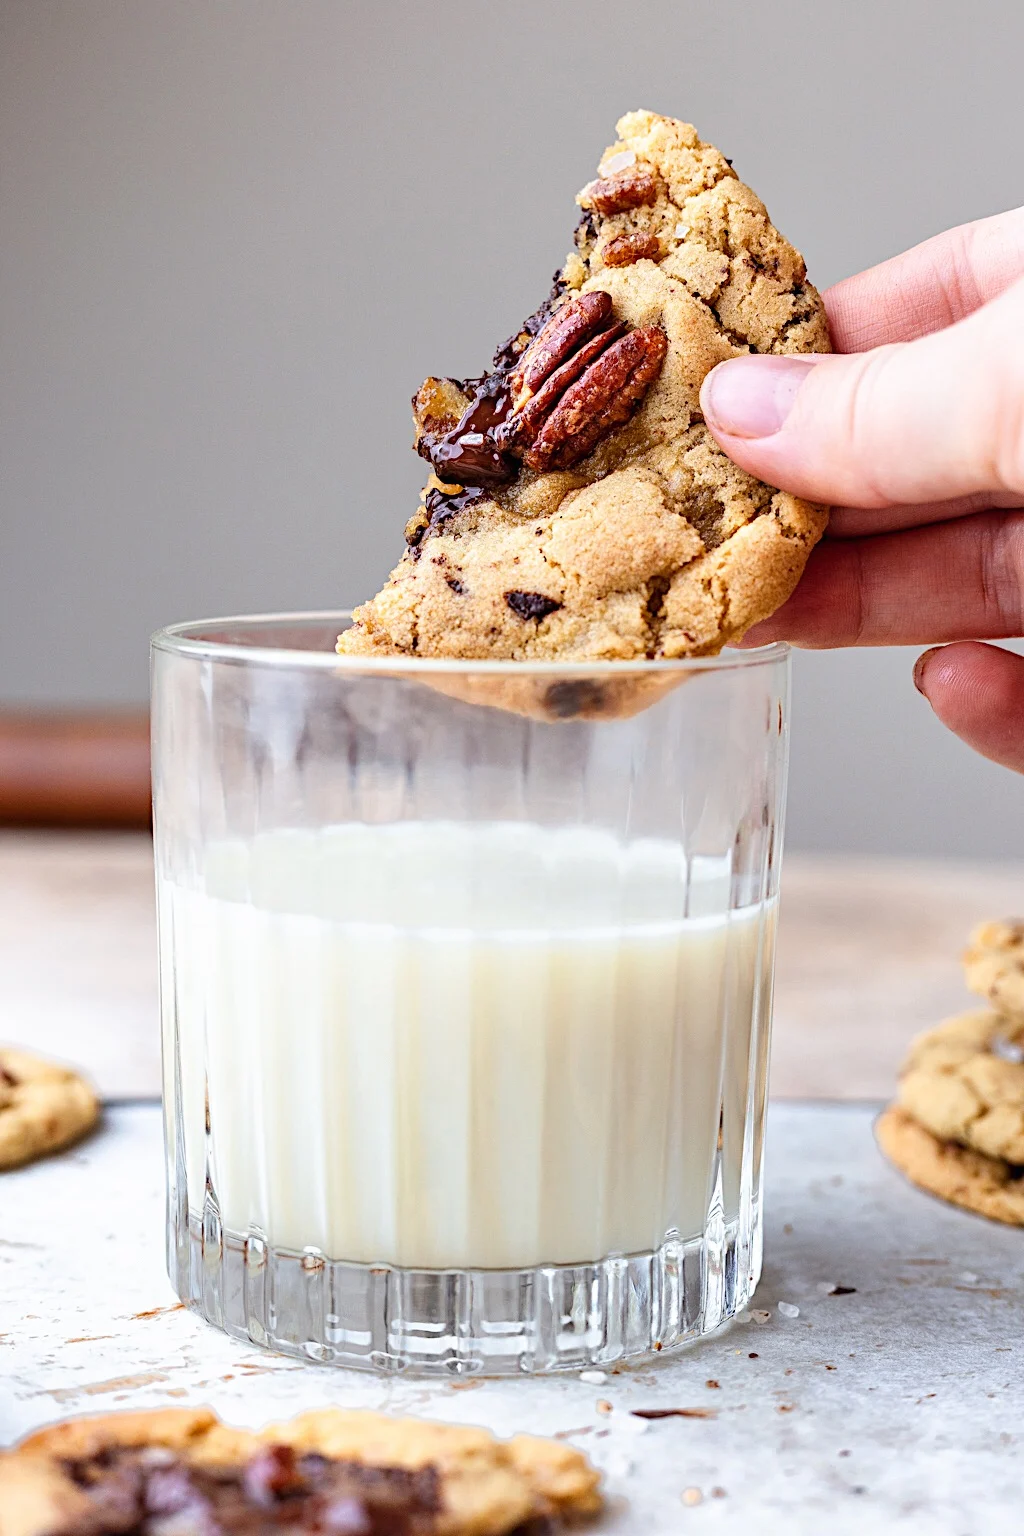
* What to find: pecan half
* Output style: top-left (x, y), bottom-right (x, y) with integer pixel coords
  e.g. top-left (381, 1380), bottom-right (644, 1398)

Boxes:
top-left (580, 165), bottom-right (661, 215)
top-left (523, 326), bottom-right (668, 472)
top-left (509, 291), bottom-right (618, 409)
top-left (601, 232), bottom-right (661, 267)
top-left (500, 315), bottom-right (626, 455)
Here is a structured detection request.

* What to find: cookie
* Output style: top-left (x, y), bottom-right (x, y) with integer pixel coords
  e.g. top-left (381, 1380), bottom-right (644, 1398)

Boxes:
top-left (876, 1105), bottom-right (1024, 1227)
top-left (895, 1009), bottom-right (1024, 1165)
top-left (0, 1406), bottom-right (602, 1536)
top-left (0, 1047), bottom-right (99, 1170)
top-left (964, 919), bottom-right (1024, 1023)
top-left (339, 110), bottom-right (830, 699)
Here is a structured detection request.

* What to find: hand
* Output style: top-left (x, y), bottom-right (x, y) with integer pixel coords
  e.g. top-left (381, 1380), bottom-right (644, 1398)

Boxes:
top-left (699, 208), bottom-right (1024, 773)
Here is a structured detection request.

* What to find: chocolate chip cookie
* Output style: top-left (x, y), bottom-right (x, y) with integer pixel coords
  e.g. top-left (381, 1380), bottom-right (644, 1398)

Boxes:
top-left (876, 1105), bottom-right (1024, 1228)
top-left (0, 1047), bottom-right (99, 1170)
top-left (964, 919), bottom-right (1024, 1023)
top-left (0, 1406), bottom-right (601, 1535)
top-left (895, 1010), bottom-right (1024, 1165)
top-left (339, 110), bottom-right (830, 677)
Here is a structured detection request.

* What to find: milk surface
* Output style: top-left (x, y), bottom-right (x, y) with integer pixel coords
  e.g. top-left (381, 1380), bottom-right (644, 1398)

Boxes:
top-left (161, 822), bottom-right (775, 1270)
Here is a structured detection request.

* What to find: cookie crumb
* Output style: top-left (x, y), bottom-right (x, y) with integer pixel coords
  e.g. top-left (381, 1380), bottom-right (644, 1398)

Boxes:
top-left (681, 1487), bottom-right (703, 1506)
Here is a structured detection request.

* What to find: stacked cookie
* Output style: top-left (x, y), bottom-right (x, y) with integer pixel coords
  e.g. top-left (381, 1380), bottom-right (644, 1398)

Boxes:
top-left (878, 921), bottom-right (1024, 1224)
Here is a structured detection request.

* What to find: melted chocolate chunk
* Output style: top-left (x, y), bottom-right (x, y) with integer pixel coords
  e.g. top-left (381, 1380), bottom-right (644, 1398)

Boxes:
top-left (417, 272), bottom-right (577, 492)
top-left (419, 373), bottom-right (517, 489)
top-left (57, 1446), bottom-right (442, 1535)
top-left (419, 483), bottom-right (488, 538)
top-left (504, 590), bottom-right (562, 622)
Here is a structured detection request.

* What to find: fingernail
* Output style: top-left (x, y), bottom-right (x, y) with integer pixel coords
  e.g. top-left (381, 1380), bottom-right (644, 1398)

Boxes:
top-left (913, 647), bottom-right (941, 694)
top-left (702, 356), bottom-right (817, 440)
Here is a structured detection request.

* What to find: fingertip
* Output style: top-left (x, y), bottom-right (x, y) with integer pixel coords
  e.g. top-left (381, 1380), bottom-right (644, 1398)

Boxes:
top-left (914, 641), bottom-right (1024, 774)
top-left (912, 646), bottom-right (943, 694)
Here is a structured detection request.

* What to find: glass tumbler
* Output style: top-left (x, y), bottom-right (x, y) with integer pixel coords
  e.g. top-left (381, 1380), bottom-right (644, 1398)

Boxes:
top-left (152, 613), bottom-right (790, 1375)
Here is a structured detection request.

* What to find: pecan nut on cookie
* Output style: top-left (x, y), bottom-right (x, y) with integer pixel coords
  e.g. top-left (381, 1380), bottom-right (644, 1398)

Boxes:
top-left (338, 109), bottom-right (830, 692)
top-left (0, 1406), bottom-right (602, 1536)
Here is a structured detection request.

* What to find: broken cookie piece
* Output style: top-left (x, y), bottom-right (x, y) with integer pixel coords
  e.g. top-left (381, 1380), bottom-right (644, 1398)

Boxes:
top-left (0, 1406), bottom-right (602, 1535)
top-left (338, 109), bottom-right (830, 702)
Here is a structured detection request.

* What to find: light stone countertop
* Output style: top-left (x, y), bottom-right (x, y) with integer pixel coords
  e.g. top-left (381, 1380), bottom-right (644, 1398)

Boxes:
top-left (3, 1102), bottom-right (1023, 1535)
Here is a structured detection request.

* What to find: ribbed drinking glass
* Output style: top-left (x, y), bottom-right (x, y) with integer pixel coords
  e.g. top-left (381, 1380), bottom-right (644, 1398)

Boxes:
top-left (152, 613), bottom-right (790, 1374)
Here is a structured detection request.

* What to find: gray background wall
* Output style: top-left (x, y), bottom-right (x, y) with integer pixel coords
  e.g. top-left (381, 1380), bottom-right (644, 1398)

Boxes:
top-left (2, 0), bottom-right (1022, 858)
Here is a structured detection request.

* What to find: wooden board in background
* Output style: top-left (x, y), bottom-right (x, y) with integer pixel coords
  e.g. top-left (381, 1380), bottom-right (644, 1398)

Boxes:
top-left (0, 710), bottom-right (150, 828)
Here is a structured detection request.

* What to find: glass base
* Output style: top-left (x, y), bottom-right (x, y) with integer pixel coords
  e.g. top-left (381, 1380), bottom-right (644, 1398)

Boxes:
top-left (171, 1205), bottom-right (762, 1375)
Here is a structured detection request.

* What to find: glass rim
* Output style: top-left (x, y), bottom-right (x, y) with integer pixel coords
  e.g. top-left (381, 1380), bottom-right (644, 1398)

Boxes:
top-left (151, 610), bottom-right (790, 675)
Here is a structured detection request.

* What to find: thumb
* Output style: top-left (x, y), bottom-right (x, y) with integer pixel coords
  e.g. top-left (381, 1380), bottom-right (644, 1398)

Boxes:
top-left (700, 275), bottom-right (1024, 509)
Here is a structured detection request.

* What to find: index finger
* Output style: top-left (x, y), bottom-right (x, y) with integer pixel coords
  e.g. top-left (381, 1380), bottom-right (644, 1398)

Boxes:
top-left (825, 206), bottom-right (1024, 353)
top-left (736, 509), bottom-right (1024, 649)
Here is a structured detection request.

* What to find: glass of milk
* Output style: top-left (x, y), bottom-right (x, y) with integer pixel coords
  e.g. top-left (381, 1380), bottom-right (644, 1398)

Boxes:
top-left (152, 613), bottom-right (789, 1374)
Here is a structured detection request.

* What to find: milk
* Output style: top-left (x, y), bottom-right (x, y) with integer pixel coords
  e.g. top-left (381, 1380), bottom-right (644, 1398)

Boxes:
top-left (160, 821), bottom-right (775, 1271)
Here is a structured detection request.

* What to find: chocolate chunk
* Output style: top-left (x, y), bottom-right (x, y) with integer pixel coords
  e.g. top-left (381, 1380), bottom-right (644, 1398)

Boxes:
top-left (322, 1494), bottom-right (373, 1532)
top-left (243, 1443), bottom-right (302, 1504)
top-left (143, 1463), bottom-right (208, 1515)
top-left (574, 210), bottom-right (598, 246)
top-left (58, 1445), bottom-right (443, 1535)
top-left (417, 484), bottom-right (488, 545)
top-left (445, 576), bottom-right (466, 595)
top-left (542, 679), bottom-right (607, 718)
top-left (420, 374), bottom-right (517, 489)
top-left (504, 590), bottom-right (562, 622)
